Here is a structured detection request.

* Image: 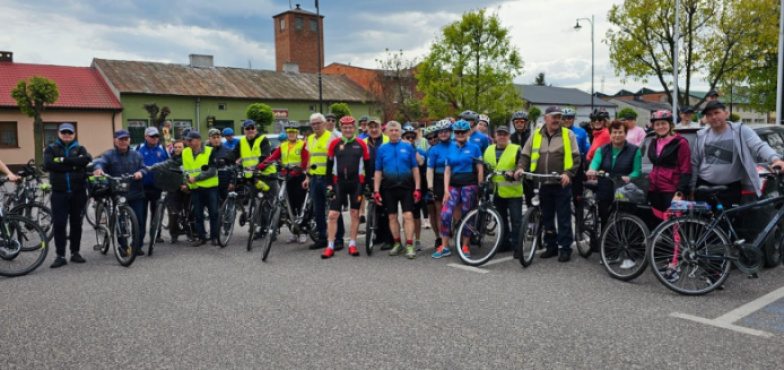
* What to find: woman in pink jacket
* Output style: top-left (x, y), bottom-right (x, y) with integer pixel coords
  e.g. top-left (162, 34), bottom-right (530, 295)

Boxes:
top-left (646, 110), bottom-right (692, 220)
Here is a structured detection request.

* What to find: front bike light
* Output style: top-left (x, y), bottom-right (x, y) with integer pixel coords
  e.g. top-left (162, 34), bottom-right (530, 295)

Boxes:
top-left (118, 197), bottom-right (127, 204)
top-left (532, 196), bottom-right (540, 207)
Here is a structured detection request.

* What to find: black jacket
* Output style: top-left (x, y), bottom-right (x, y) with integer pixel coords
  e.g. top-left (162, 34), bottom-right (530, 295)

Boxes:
top-left (43, 140), bottom-right (92, 193)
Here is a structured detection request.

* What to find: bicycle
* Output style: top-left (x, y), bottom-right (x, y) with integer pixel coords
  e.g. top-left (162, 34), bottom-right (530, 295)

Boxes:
top-left (647, 169), bottom-right (784, 295)
top-left (574, 179), bottom-right (599, 258)
top-left (245, 166), bottom-right (277, 252)
top-left (516, 172), bottom-right (568, 267)
top-left (0, 178), bottom-right (49, 277)
top-left (148, 166), bottom-right (189, 256)
top-left (87, 173), bottom-right (140, 267)
top-left (364, 186), bottom-right (377, 255)
top-left (1, 161), bottom-right (54, 242)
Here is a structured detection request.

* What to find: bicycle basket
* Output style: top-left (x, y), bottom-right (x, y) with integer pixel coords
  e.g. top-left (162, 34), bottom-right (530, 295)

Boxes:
top-left (613, 178), bottom-right (648, 205)
top-left (86, 177), bottom-right (111, 198)
top-left (153, 167), bottom-right (185, 192)
top-left (110, 178), bottom-right (131, 194)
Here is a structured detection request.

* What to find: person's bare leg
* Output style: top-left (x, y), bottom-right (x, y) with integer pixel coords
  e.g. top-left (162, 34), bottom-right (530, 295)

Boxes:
top-left (403, 212), bottom-right (415, 243)
top-left (388, 214), bottom-right (401, 240)
top-left (327, 210), bottom-right (339, 244)
top-left (432, 201), bottom-right (442, 238)
top-left (349, 209), bottom-right (360, 241)
top-left (414, 219), bottom-right (421, 240)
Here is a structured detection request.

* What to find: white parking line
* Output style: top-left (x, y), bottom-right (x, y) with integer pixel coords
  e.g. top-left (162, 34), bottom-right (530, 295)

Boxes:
top-left (447, 263), bottom-right (489, 274)
top-left (483, 256), bottom-right (514, 266)
top-left (669, 313), bottom-right (774, 338)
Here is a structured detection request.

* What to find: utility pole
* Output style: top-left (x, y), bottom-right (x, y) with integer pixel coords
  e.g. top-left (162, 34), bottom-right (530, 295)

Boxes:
top-left (316, 0), bottom-right (323, 113)
top-left (673, 0), bottom-right (680, 117)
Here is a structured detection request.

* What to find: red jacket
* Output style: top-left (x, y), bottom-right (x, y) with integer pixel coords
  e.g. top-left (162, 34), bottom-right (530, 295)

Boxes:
top-left (647, 134), bottom-right (691, 193)
top-left (587, 128), bottom-right (610, 162)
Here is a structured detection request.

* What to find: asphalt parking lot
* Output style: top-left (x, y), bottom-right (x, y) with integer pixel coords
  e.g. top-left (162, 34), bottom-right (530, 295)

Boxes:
top-left (2, 213), bottom-right (784, 369)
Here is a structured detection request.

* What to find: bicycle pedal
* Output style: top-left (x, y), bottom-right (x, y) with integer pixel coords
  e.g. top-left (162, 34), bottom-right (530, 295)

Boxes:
top-left (93, 244), bottom-right (102, 251)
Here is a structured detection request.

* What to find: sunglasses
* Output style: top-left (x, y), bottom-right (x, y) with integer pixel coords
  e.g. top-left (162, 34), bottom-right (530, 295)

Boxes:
top-left (403, 135), bottom-right (417, 140)
top-left (426, 136), bottom-right (438, 140)
top-left (244, 126), bottom-right (256, 130)
top-left (149, 135), bottom-right (160, 138)
top-left (326, 119), bottom-right (336, 122)
top-left (60, 131), bottom-right (74, 135)
top-left (454, 130), bottom-right (468, 135)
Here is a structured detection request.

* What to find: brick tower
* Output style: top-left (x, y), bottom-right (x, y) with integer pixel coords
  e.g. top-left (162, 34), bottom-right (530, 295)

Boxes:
top-left (273, 4), bottom-right (324, 74)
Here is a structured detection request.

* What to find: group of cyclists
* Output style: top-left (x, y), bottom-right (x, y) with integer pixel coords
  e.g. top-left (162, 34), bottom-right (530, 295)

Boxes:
top-left (3, 96), bottom-right (784, 273)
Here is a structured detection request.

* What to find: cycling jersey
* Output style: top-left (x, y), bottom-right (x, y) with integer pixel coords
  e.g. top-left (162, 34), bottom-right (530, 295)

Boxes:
top-left (469, 131), bottom-right (490, 153)
top-left (327, 136), bottom-right (371, 184)
top-left (375, 140), bottom-right (419, 190)
top-left (446, 142), bottom-right (481, 187)
top-left (427, 140), bottom-right (455, 175)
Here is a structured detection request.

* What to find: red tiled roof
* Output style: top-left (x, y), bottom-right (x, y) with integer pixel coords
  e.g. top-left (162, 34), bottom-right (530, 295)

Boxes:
top-left (0, 62), bottom-right (122, 110)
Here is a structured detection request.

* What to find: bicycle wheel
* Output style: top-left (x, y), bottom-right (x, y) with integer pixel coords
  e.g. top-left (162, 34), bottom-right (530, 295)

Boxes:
top-left (218, 198), bottom-right (237, 248)
top-left (113, 205), bottom-right (139, 267)
top-left (576, 203), bottom-right (597, 258)
top-left (148, 201), bottom-right (165, 256)
top-left (649, 217), bottom-right (731, 295)
top-left (261, 207), bottom-right (280, 262)
top-left (0, 215), bottom-right (48, 277)
top-left (365, 202), bottom-right (376, 256)
top-left (94, 202), bottom-right (110, 254)
top-left (82, 197), bottom-right (96, 227)
top-left (455, 207), bottom-right (503, 266)
top-left (763, 224), bottom-right (783, 268)
top-left (247, 199), bottom-right (262, 251)
top-left (600, 213), bottom-right (650, 281)
top-left (518, 207), bottom-right (542, 268)
top-left (9, 203), bottom-right (53, 243)
top-left (160, 204), bottom-right (169, 230)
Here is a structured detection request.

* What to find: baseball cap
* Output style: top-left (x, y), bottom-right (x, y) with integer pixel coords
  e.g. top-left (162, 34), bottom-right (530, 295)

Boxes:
top-left (186, 130), bottom-right (202, 140)
top-left (545, 106), bottom-right (562, 116)
top-left (325, 113), bottom-right (336, 120)
top-left (367, 119), bottom-right (380, 126)
top-left (707, 89), bottom-right (719, 97)
top-left (241, 120), bottom-right (256, 129)
top-left (358, 115), bottom-right (370, 122)
top-left (208, 128), bottom-right (221, 137)
top-left (145, 126), bottom-right (159, 136)
top-left (679, 106), bottom-right (695, 114)
top-left (114, 129), bottom-right (131, 139)
top-left (59, 123), bottom-right (75, 133)
top-left (495, 125), bottom-right (511, 133)
top-left (701, 100), bottom-right (726, 115)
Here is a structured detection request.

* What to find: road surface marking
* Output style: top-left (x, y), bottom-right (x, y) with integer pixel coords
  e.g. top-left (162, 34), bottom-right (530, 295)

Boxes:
top-left (447, 263), bottom-right (489, 274)
top-left (670, 312), bottom-right (774, 338)
top-left (484, 256), bottom-right (514, 266)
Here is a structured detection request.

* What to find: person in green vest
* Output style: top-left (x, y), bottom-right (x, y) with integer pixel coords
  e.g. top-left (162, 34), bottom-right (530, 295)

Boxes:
top-left (514, 106), bottom-right (581, 262)
top-left (482, 125), bottom-right (524, 258)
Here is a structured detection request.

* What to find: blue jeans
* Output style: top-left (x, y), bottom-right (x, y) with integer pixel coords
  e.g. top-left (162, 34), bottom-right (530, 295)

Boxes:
top-left (494, 196), bottom-right (523, 250)
top-left (126, 198), bottom-right (145, 251)
top-left (539, 184), bottom-right (573, 254)
top-left (310, 176), bottom-right (344, 242)
top-left (191, 187), bottom-right (219, 240)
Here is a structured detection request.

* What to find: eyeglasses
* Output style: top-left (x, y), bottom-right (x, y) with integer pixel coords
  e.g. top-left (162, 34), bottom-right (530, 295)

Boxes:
top-left (426, 136), bottom-right (438, 140)
top-left (244, 126), bottom-right (256, 131)
top-left (326, 119), bottom-right (336, 122)
top-left (60, 131), bottom-right (74, 135)
top-left (454, 130), bottom-right (468, 135)
top-left (403, 135), bottom-right (417, 140)
top-left (149, 135), bottom-right (160, 138)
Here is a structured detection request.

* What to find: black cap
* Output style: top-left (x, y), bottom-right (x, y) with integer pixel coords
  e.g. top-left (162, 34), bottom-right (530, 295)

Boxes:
top-left (707, 89), bottom-right (719, 97)
top-left (701, 100), bottom-right (726, 115)
top-left (679, 106), bottom-right (695, 114)
top-left (325, 113), bottom-right (336, 119)
top-left (544, 105), bottom-right (562, 116)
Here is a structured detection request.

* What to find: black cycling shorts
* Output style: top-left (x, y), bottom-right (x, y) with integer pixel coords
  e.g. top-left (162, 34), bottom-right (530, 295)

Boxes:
top-left (413, 198), bottom-right (427, 219)
top-left (330, 181), bottom-right (364, 211)
top-left (433, 174), bottom-right (445, 202)
top-left (384, 188), bottom-right (414, 215)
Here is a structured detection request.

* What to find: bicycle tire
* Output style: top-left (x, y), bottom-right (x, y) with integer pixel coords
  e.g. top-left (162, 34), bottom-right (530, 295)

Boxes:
top-left (82, 197), bottom-right (97, 227)
top-left (455, 207), bottom-right (503, 266)
top-left (247, 198), bottom-right (262, 251)
top-left (113, 205), bottom-right (138, 267)
top-left (0, 215), bottom-right (48, 277)
top-left (600, 213), bottom-right (650, 281)
top-left (763, 224), bottom-right (783, 268)
top-left (518, 207), bottom-right (541, 268)
top-left (9, 203), bottom-right (54, 243)
top-left (576, 203), bottom-right (597, 258)
top-left (148, 200), bottom-right (165, 256)
top-left (648, 216), bottom-right (731, 295)
top-left (365, 203), bottom-right (376, 256)
top-left (261, 207), bottom-right (280, 262)
top-left (218, 198), bottom-right (237, 248)
top-left (93, 202), bottom-right (111, 254)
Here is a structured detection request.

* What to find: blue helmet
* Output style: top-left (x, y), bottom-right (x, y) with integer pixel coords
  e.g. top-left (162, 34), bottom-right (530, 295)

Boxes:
top-left (222, 127), bottom-right (234, 136)
top-left (453, 120), bottom-right (471, 131)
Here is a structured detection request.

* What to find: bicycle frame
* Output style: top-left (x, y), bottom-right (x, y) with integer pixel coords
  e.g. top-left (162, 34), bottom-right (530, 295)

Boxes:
top-left (693, 193), bottom-right (784, 254)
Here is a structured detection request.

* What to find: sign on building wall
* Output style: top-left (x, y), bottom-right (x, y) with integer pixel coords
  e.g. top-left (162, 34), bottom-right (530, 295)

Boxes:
top-left (273, 109), bottom-right (289, 119)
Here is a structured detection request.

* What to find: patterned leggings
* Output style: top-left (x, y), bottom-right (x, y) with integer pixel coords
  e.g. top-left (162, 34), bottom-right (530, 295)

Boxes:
top-left (440, 185), bottom-right (478, 238)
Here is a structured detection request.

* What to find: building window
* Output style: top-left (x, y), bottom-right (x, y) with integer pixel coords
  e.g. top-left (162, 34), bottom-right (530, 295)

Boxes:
top-left (172, 120), bottom-right (193, 140)
top-left (43, 122), bottom-right (77, 147)
top-left (755, 118), bottom-right (766, 123)
top-left (279, 19), bottom-right (285, 31)
top-left (742, 118), bottom-right (752, 124)
top-left (127, 119), bottom-right (148, 146)
top-left (310, 19), bottom-right (318, 32)
top-left (218, 103), bottom-right (227, 111)
top-left (0, 122), bottom-right (18, 148)
top-left (295, 17), bottom-right (304, 30)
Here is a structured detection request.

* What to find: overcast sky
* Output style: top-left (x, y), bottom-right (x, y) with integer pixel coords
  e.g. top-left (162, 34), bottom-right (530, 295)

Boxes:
top-left (0, 0), bottom-right (713, 95)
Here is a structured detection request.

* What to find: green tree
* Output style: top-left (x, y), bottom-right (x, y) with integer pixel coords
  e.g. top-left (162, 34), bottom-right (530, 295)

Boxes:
top-left (416, 8), bottom-right (523, 118)
top-left (245, 103), bottom-right (274, 133)
top-left (10, 76), bottom-right (59, 165)
top-left (329, 102), bottom-right (351, 119)
top-left (618, 107), bottom-right (638, 119)
top-left (729, 112), bottom-right (741, 122)
top-left (528, 106), bottom-right (542, 125)
top-left (143, 103), bottom-right (171, 129)
top-left (605, 0), bottom-right (772, 109)
top-left (534, 72), bottom-right (547, 86)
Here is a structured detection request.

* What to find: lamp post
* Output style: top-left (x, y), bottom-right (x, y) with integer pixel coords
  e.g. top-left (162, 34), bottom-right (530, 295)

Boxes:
top-left (575, 15), bottom-right (594, 117)
top-left (316, 0), bottom-right (323, 113)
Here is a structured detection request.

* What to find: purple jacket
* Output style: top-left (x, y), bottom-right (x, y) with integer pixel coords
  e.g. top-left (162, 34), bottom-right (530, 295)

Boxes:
top-left (647, 134), bottom-right (691, 193)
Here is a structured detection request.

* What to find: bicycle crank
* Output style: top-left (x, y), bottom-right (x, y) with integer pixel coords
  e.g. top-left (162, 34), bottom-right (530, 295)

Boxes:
top-left (734, 245), bottom-right (764, 275)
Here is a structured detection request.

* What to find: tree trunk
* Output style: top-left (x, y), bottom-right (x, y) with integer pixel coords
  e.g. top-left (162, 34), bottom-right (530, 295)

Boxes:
top-left (33, 102), bottom-right (44, 167)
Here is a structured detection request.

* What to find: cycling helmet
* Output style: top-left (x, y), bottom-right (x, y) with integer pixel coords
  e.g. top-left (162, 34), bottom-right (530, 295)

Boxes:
top-left (562, 108), bottom-right (576, 118)
top-left (424, 126), bottom-right (437, 138)
top-left (512, 111), bottom-right (529, 121)
top-left (222, 128), bottom-right (234, 136)
top-left (434, 119), bottom-right (453, 131)
top-left (460, 110), bottom-right (480, 123)
top-left (282, 120), bottom-right (299, 130)
top-left (478, 114), bottom-right (490, 124)
top-left (339, 115), bottom-right (356, 126)
top-left (181, 127), bottom-right (192, 139)
top-left (593, 108), bottom-right (610, 120)
top-left (278, 132), bottom-right (287, 141)
top-left (453, 120), bottom-right (471, 131)
top-left (650, 110), bottom-right (674, 122)
top-left (402, 124), bottom-right (417, 136)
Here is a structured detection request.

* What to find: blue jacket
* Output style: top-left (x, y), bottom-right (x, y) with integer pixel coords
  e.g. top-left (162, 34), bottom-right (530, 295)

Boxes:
top-left (376, 140), bottom-right (419, 189)
top-left (136, 142), bottom-right (170, 186)
top-left (222, 137), bottom-right (240, 150)
top-left (567, 125), bottom-right (591, 156)
top-left (95, 147), bottom-right (147, 201)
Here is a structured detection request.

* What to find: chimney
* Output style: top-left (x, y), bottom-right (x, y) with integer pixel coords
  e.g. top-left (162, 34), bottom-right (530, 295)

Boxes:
top-left (0, 51), bottom-right (12, 62)
top-left (282, 62), bottom-right (300, 73)
top-left (189, 54), bottom-right (214, 68)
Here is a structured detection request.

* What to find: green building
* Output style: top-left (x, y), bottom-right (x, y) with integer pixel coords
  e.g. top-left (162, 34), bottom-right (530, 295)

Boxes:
top-left (93, 55), bottom-right (372, 144)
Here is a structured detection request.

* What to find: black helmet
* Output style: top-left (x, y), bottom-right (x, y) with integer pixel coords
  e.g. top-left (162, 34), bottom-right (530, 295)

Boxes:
top-left (512, 111), bottom-right (528, 121)
top-left (592, 108), bottom-right (609, 120)
top-left (460, 110), bottom-right (479, 123)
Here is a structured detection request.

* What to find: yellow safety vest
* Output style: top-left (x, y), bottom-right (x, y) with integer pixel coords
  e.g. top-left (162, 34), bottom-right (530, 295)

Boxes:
top-left (307, 133), bottom-right (334, 175)
top-left (364, 134), bottom-right (389, 146)
top-left (239, 136), bottom-right (275, 178)
top-left (530, 127), bottom-right (573, 172)
top-left (183, 146), bottom-right (218, 189)
top-left (484, 144), bottom-right (523, 198)
top-left (280, 140), bottom-right (304, 166)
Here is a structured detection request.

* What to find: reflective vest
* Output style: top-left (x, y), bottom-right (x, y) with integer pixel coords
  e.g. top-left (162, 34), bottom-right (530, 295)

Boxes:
top-left (530, 127), bottom-right (573, 172)
top-left (483, 144), bottom-right (523, 198)
top-left (183, 146), bottom-right (218, 189)
top-left (280, 140), bottom-right (304, 166)
top-left (307, 132), bottom-right (333, 175)
top-left (239, 136), bottom-right (275, 178)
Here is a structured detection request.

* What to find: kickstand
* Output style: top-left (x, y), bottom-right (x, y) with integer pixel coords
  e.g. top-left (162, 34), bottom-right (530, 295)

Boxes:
top-left (748, 273), bottom-right (760, 279)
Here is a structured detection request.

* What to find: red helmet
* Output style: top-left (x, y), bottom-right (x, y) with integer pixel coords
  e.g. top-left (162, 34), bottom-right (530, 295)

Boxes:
top-left (339, 116), bottom-right (356, 126)
top-left (650, 110), bottom-right (673, 122)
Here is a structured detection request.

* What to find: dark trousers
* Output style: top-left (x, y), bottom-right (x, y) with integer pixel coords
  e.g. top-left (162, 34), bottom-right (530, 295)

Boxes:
top-left (191, 187), bottom-right (219, 240)
top-left (310, 176), bottom-right (344, 242)
top-left (142, 185), bottom-right (162, 242)
top-left (494, 196), bottom-right (523, 250)
top-left (51, 190), bottom-right (88, 257)
top-left (126, 198), bottom-right (146, 251)
top-left (539, 184), bottom-right (574, 254)
top-left (287, 174), bottom-right (306, 217)
top-left (165, 190), bottom-right (191, 239)
top-left (523, 179), bottom-right (534, 208)
top-left (373, 201), bottom-right (393, 245)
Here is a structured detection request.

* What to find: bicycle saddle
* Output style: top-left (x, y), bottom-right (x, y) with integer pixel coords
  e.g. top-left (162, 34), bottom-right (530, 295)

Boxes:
top-left (696, 185), bottom-right (728, 194)
top-left (584, 180), bottom-right (598, 190)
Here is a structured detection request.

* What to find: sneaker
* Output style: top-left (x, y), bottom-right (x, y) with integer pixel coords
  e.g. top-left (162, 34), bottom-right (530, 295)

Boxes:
top-left (286, 235), bottom-right (298, 244)
top-left (135, 249), bottom-right (146, 256)
top-left (70, 253), bottom-right (86, 263)
top-left (461, 245), bottom-right (471, 258)
top-left (558, 252), bottom-right (571, 262)
top-left (513, 248), bottom-right (520, 259)
top-left (424, 219), bottom-right (431, 229)
top-left (298, 234), bottom-right (308, 244)
top-left (659, 266), bottom-right (680, 283)
top-left (431, 246), bottom-right (451, 259)
top-left (406, 245), bottom-right (416, 259)
top-left (415, 241), bottom-right (423, 252)
top-left (705, 275), bottom-right (725, 290)
top-left (334, 241), bottom-right (344, 252)
top-left (380, 242), bottom-right (394, 251)
top-left (321, 248), bottom-right (334, 259)
top-left (156, 236), bottom-right (164, 243)
top-left (540, 249), bottom-right (559, 259)
top-left (191, 239), bottom-right (207, 247)
top-left (619, 259), bottom-right (636, 270)
top-left (348, 245), bottom-right (360, 257)
top-left (309, 240), bottom-right (327, 250)
top-left (50, 256), bottom-right (67, 268)
top-left (389, 242), bottom-right (405, 256)
top-left (211, 239), bottom-right (219, 246)
top-left (239, 213), bottom-right (247, 227)
top-left (254, 232), bottom-right (265, 240)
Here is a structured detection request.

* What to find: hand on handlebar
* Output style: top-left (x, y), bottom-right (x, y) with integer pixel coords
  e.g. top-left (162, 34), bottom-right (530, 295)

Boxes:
top-left (373, 192), bottom-right (383, 206)
top-left (560, 173), bottom-right (570, 187)
top-left (133, 171), bottom-right (144, 180)
top-left (326, 186), bottom-right (335, 200)
top-left (93, 169), bottom-right (105, 177)
top-left (6, 173), bottom-right (18, 182)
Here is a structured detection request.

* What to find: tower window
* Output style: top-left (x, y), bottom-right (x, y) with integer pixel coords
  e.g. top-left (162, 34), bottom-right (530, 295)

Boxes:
top-left (279, 19), bottom-right (285, 31)
top-left (295, 17), bottom-right (304, 30)
top-left (310, 19), bottom-right (318, 32)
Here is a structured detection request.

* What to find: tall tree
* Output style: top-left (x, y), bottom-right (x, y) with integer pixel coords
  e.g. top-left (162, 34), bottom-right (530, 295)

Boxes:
top-left (10, 76), bottom-right (59, 166)
top-left (605, 0), bottom-right (772, 109)
top-left (373, 49), bottom-right (425, 122)
top-left (416, 8), bottom-right (524, 118)
top-left (329, 103), bottom-right (351, 120)
top-left (143, 103), bottom-right (172, 128)
top-left (534, 72), bottom-right (547, 86)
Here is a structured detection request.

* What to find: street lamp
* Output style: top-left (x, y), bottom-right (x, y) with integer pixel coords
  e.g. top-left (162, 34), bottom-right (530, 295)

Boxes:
top-left (316, 0), bottom-right (323, 113)
top-left (574, 15), bottom-right (594, 117)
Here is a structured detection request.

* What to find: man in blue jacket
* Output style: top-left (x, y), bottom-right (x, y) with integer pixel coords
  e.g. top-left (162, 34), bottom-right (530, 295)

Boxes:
top-left (94, 129), bottom-right (148, 256)
top-left (136, 126), bottom-right (170, 245)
